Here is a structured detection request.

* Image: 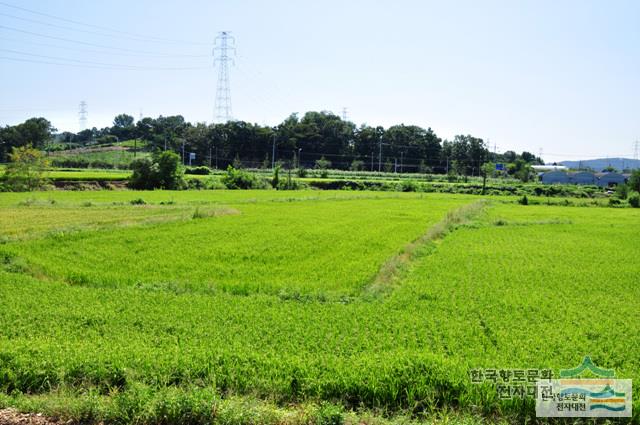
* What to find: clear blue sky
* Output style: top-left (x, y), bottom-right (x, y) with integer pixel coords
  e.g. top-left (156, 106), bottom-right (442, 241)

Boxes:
top-left (0, 0), bottom-right (638, 162)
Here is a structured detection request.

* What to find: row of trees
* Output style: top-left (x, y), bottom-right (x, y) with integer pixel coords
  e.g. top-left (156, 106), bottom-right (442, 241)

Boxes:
top-left (1, 111), bottom-right (543, 176)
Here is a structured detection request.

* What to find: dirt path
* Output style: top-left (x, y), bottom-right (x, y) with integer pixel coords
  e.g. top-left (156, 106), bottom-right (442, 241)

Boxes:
top-left (0, 409), bottom-right (68, 425)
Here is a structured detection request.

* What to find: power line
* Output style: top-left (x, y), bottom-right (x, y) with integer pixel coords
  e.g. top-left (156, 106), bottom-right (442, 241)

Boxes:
top-left (1, 47), bottom-right (210, 69)
top-left (0, 54), bottom-right (210, 71)
top-left (0, 1), bottom-right (210, 45)
top-left (0, 36), bottom-right (209, 59)
top-left (0, 25), bottom-right (210, 57)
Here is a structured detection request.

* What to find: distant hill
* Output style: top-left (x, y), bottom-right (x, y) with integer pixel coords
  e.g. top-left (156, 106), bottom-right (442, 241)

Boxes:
top-left (558, 157), bottom-right (640, 172)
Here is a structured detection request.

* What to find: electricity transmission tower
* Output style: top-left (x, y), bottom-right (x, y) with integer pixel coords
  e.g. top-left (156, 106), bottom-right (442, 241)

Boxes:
top-left (213, 31), bottom-right (235, 122)
top-left (634, 140), bottom-right (639, 161)
top-left (78, 101), bottom-right (88, 132)
top-left (341, 107), bottom-right (348, 121)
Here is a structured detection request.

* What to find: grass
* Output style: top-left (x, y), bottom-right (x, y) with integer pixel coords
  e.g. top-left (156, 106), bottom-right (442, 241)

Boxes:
top-left (0, 190), bottom-right (638, 424)
top-left (0, 192), bottom-right (465, 297)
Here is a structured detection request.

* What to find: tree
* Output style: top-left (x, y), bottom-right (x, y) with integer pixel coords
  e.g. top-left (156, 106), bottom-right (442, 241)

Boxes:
top-left (128, 151), bottom-right (184, 190)
top-left (113, 114), bottom-right (135, 128)
top-left (111, 114), bottom-right (135, 141)
top-left (155, 151), bottom-right (184, 189)
top-left (315, 156), bottom-right (332, 170)
top-left (0, 118), bottom-right (54, 161)
top-left (511, 159), bottom-right (534, 182)
top-left (627, 169), bottom-right (640, 192)
top-left (1, 145), bottom-right (49, 191)
top-left (480, 162), bottom-right (495, 195)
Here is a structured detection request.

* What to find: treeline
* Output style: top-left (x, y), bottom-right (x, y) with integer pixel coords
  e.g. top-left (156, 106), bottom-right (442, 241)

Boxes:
top-left (1, 111), bottom-right (543, 176)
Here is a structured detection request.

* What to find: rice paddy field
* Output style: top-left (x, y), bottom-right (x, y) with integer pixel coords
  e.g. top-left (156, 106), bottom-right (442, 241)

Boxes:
top-left (0, 190), bottom-right (638, 424)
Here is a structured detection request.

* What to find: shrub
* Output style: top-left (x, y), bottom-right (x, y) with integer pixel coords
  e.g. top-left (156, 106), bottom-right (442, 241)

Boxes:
top-left (128, 151), bottom-right (184, 190)
top-left (130, 198), bottom-right (146, 205)
top-left (615, 184), bottom-right (629, 200)
top-left (628, 169), bottom-right (640, 193)
top-left (155, 151), bottom-right (184, 190)
top-left (129, 158), bottom-right (157, 190)
top-left (400, 180), bottom-right (418, 192)
top-left (221, 166), bottom-right (266, 189)
top-left (314, 157), bottom-right (332, 170)
top-left (628, 192), bottom-right (640, 208)
top-left (271, 165), bottom-right (280, 189)
top-left (518, 195), bottom-right (529, 205)
top-left (1, 145), bottom-right (50, 192)
top-left (185, 166), bottom-right (211, 175)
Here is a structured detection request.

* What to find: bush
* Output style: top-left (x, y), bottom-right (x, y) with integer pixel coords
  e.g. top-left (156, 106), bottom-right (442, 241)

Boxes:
top-left (615, 184), bottom-right (629, 200)
top-left (315, 157), bottom-right (332, 170)
top-left (155, 151), bottom-right (184, 190)
top-left (129, 158), bottom-right (157, 190)
top-left (518, 195), bottom-right (529, 205)
top-left (128, 151), bottom-right (184, 190)
top-left (1, 145), bottom-right (50, 192)
top-left (185, 166), bottom-right (211, 175)
top-left (400, 180), bottom-right (418, 192)
top-left (628, 192), bottom-right (640, 208)
top-left (271, 165), bottom-right (280, 189)
top-left (221, 165), bottom-right (267, 189)
top-left (628, 170), bottom-right (640, 193)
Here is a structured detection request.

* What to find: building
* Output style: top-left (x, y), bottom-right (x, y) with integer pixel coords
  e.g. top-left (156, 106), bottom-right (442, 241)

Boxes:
top-left (541, 171), bottom-right (570, 185)
top-left (571, 172), bottom-right (597, 185)
top-left (540, 171), bottom-right (629, 186)
top-left (595, 172), bottom-right (627, 188)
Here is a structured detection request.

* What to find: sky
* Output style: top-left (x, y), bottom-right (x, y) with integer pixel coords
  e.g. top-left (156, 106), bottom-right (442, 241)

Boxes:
top-left (0, 0), bottom-right (638, 163)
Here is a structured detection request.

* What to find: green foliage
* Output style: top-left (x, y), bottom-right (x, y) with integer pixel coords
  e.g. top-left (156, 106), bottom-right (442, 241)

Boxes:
top-left (628, 169), bottom-right (640, 193)
top-left (314, 156), bottom-right (332, 170)
top-left (349, 160), bottom-right (364, 171)
top-left (129, 198), bottom-right (146, 205)
top-left (1, 145), bottom-right (49, 192)
top-left (628, 191), bottom-right (640, 208)
top-left (221, 165), bottom-right (267, 189)
top-left (615, 183), bottom-right (629, 200)
top-left (271, 165), bottom-right (280, 189)
top-left (0, 194), bottom-right (639, 423)
top-left (518, 194), bottom-right (529, 205)
top-left (129, 151), bottom-right (184, 190)
top-left (0, 117), bottom-right (54, 161)
top-left (184, 166), bottom-right (211, 175)
top-left (129, 158), bottom-right (156, 190)
top-left (155, 151), bottom-right (184, 190)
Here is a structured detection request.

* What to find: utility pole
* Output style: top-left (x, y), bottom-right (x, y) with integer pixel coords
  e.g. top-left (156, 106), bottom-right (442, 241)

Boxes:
top-left (213, 31), bottom-right (235, 123)
top-left (271, 132), bottom-right (277, 170)
top-left (78, 101), bottom-right (88, 132)
top-left (400, 151), bottom-right (404, 173)
top-left (378, 136), bottom-right (382, 172)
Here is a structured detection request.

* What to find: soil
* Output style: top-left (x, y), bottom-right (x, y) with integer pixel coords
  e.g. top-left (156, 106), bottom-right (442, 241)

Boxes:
top-left (0, 409), bottom-right (70, 425)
